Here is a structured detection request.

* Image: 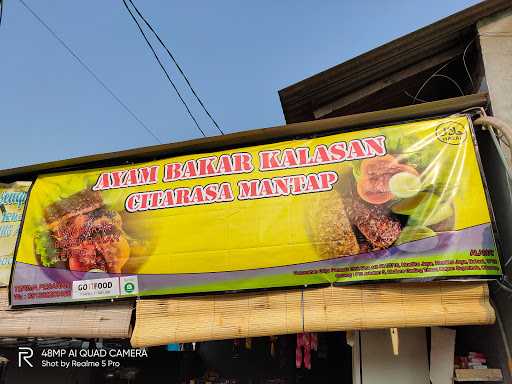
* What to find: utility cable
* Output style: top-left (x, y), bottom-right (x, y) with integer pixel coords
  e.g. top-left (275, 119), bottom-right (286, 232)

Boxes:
top-left (121, 0), bottom-right (206, 137)
top-left (0, 0), bottom-right (3, 28)
top-left (404, 90), bottom-right (427, 104)
top-left (412, 58), bottom-right (466, 103)
top-left (431, 74), bottom-right (465, 96)
top-left (17, 0), bottom-right (162, 144)
top-left (127, 0), bottom-right (224, 135)
top-left (462, 39), bottom-right (476, 91)
top-left (413, 60), bottom-right (453, 103)
top-left (473, 113), bottom-right (512, 270)
top-left (475, 115), bottom-right (512, 151)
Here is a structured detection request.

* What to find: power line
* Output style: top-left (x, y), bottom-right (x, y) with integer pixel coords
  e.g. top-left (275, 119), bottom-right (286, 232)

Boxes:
top-left (127, 0), bottom-right (224, 135)
top-left (432, 74), bottom-right (465, 97)
top-left (17, 0), bottom-right (163, 144)
top-left (462, 38), bottom-right (475, 91)
top-left (413, 60), bottom-right (453, 103)
top-left (0, 0), bottom-right (4, 28)
top-left (121, 0), bottom-right (206, 137)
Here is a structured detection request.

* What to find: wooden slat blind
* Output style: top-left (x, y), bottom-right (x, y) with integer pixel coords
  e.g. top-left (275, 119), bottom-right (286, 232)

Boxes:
top-left (131, 281), bottom-right (494, 347)
top-left (0, 288), bottom-right (133, 339)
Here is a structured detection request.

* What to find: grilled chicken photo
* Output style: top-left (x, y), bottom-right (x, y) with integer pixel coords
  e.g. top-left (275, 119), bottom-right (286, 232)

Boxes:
top-left (345, 197), bottom-right (401, 249)
top-left (41, 190), bottom-right (130, 273)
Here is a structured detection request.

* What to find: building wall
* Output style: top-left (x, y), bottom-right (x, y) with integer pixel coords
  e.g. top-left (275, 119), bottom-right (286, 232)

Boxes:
top-left (478, 8), bottom-right (512, 374)
top-left (478, 9), bottom-right (512, 133)
top-left (355, 328), bottom-right (429, 384)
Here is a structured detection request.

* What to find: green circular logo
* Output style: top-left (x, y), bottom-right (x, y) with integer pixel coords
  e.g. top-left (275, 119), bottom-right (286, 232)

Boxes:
top-left (124, 282), bottom-right (135, 293)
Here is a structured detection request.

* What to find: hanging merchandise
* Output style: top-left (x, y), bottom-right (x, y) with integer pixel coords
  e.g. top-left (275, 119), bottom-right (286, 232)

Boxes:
top-left (296, 334), bottom-right (302, 369)
top-left (166, 343), bottom-right (180, 352)
top-left (296, 332), bottom-right (318, 369)
top-left (304, 333), bottom-right (311, 370)
top-left (270, 336), bottom-right (278, 358)
top-left (311, 332), bottom-right (318, 351)
top-left (233, 339), bottom-right (241, 359)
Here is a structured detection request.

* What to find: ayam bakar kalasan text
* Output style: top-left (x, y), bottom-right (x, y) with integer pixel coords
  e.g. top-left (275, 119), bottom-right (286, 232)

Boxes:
top-left (90, 136), bottom-right (387, 212)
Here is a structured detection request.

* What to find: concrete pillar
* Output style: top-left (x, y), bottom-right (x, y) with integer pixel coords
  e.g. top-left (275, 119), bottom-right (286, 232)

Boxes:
top-left (478, 8), bottom-right (512, 125)
top-left (478, 8), bottom-right (512, 376)
top-left (478, 9), bottom-right (512, 163)
top-left (354, 328), bottom-right (429, 384)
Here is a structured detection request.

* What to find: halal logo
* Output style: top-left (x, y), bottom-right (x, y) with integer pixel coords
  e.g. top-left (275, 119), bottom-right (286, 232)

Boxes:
top-left (124, 282), bottom-right (135, 293)
top-left (435, 121), bottom-right (467, 145)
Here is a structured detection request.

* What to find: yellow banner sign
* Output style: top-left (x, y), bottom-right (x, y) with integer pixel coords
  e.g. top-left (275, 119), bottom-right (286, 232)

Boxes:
top-left (0, 181), bottom-right (31, 286)
top-left (11, 116), bottom-right (501, 305)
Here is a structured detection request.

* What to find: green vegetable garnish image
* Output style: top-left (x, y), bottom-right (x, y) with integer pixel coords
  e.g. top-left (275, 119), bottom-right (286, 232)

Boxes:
top-left (395, 226), bottom-right (436, 246)
top-left (34, 229), bottom-right (58, 267)
top-left (391, 192), bottom-right (434, 215)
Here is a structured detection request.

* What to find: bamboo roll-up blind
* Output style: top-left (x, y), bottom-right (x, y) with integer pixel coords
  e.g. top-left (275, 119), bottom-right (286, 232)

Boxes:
top-left (0, 288), bottom-right (133, 338)
top-left (131, 281), bottom-right (494, 348)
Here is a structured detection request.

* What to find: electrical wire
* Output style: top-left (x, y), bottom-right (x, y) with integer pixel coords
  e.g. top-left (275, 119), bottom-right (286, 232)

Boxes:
top-left (497, 132), bottom-right (511, 148)
top-left (462, 39), bottom-right (475, 91)
top-left (431, 74), bottom-right (465, 96)
top-left (475, 115), bottom-right (512, 153)
top-left (404, 90), bottom-right (428, 104)
top-left (489, 296), bottom-right (512, 374)
top-left (17, 0), bottom-right (162, 144)
top-left (495, 277), bottom-right (512, 295)
top-left (412, 59), bottom-right (466, 103)
top-left (0, 0), bottom-right (4, 28)
top-left (411, 38), bottom-right (475, 105)
top-left (121, 0), bottom-right (206, 138)
top-left (127, 0), bottom-right (224, 135)
top-left (473, 113), bottom-right (512, 271)
top-left (413, 60), bottom-right (453, 103)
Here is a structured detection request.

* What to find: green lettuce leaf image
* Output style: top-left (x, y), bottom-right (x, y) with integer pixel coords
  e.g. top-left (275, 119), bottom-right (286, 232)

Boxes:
top-left (34, 229), bottom-right (59, 267)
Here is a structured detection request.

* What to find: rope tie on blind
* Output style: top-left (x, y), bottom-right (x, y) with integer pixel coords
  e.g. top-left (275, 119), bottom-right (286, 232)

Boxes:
top-left (301, 288), bottom-right (305, 334)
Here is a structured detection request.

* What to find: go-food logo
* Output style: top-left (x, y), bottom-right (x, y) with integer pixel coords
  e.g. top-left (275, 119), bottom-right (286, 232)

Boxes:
top-left (18, 347), bottom-right (33, 367)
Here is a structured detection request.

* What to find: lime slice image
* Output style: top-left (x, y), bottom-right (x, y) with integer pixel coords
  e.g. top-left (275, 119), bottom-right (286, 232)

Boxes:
top-left (389, 172), bottom-right (422, 198)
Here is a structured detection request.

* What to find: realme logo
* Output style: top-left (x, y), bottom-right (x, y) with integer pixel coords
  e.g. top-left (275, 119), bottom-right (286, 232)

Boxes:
top-left (18, 347), bottom-right (33, 367)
